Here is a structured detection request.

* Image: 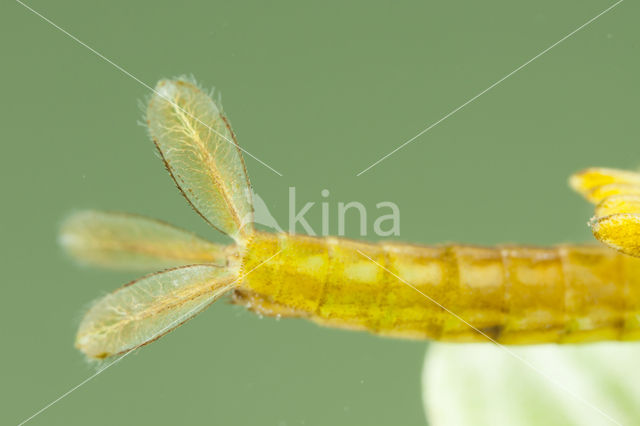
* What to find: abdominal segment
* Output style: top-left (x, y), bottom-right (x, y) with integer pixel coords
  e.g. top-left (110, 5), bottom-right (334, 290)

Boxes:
top-left (237, 232), bottom-right (640, 344)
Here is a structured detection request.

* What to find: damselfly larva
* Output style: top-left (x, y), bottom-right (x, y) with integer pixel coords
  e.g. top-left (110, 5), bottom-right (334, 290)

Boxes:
top-left (61, 77), bottom-right (640, 360)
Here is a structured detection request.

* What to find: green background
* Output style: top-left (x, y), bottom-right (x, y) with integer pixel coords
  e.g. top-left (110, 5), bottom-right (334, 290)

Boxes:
top-left (3, 0), bottom-right (638, 425)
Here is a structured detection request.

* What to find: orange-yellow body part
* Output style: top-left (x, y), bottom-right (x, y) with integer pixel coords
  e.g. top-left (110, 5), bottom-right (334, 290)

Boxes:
top-left (235, 232), bottom-right (640, 344)
top-left (571, 167), bottom-right (640, 257)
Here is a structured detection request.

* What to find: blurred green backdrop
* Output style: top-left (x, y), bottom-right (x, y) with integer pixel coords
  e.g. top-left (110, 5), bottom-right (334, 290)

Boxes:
top-left (3, 0), bottom-right (638, 425)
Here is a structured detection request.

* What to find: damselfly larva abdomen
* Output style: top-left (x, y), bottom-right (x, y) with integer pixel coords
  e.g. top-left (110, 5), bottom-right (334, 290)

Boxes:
top-left (62, 77), bottom-right (640, 360)
top-left (236, 232), bottom-right (640, 344)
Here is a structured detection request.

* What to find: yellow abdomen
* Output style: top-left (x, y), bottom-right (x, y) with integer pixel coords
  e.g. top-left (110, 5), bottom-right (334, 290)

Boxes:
top-left (235, 232), bottom-right (640, 344)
